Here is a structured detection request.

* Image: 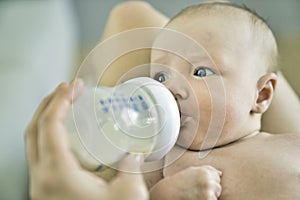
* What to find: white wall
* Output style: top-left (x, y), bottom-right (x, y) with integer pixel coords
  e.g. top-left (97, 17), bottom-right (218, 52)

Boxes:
top-left (0, 1), bottom-right (78, 199)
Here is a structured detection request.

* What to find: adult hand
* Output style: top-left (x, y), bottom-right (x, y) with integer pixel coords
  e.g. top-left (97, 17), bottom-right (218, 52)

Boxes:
top-left (25, 80), bottom-right (148, 200)
top-left (150, 165), bottom-right (222, 200)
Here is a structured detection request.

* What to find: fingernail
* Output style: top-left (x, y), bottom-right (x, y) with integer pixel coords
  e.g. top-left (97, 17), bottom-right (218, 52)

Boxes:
top-left (118, 153), bottom-right (143, 172)
top-left (134, 154), bottom-right (144, 162)
top-left (71, 79), bottom-right (84, 100)
top-left (126, 153), bottom-right (143, 163)
top-left (73, 79), bottom-right (83, 89)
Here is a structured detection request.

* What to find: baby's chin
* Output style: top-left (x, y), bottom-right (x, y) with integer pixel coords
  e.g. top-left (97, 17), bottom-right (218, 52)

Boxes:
top-left (174, 132), bottom-right (204, 151)
top-left (176, 142), bottom-right (204, 151)
top-left (175, 130), bottom-right (225, 151)
top-left (175, 140), bottom-right (221, 152)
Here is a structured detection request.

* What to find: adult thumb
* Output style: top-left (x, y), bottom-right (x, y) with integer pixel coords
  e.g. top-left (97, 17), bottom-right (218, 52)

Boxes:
top-left (118, 153), bottom-right (144, 174)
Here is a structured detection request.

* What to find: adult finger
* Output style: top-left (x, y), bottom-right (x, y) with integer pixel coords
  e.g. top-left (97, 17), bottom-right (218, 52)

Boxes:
top-left (38, 79), bottom-right (84, 165)
top-left (117, 154), bottom-right (144, 175)
top-left (110, 154), bottom-right (148, 200)
top-left (25, 89), bottom-right (56, 167)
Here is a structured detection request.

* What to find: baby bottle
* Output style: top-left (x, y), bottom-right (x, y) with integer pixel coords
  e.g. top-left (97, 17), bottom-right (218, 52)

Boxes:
top-left (66, 77), bottom-right (180, 169)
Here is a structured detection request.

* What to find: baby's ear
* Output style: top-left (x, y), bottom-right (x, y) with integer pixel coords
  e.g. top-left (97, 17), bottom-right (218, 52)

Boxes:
top-left (251, 73), bottom-right (277, 114)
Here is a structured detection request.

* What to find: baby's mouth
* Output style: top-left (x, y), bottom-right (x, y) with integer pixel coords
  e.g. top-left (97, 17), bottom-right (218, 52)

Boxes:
top-left (180, 114), bottom-right (192, 127)
top-left (174, 98), bottom-right (186, 127)
top-left (173, 95), bottom-right (192, 127)
top-left (174, 96), bottom-right (181, 118)
top-left (172, 92), bottom-right (191, 127)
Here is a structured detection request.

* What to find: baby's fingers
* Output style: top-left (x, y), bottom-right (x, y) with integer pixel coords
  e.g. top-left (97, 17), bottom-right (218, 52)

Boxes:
top-left (206, 165), bottom-right (222, 197)
top-left (202, 165), bottom-right (222, 176)
top-left (199, 165), bottom-right (222, 198)
top-left (216, 182), bottom-right (222, 197)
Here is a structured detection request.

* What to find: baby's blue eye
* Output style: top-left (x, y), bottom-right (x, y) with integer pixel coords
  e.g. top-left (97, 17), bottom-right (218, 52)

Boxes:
top-left (154, 72), bottom-right (168, 83)
top-left (193, 67), bottom-right (215, 77)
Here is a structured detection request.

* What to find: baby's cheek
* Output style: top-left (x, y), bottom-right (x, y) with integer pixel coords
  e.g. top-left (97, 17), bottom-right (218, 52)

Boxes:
top-left (222, 103), bottom-right (236, 133)
top-left (219, 96), bottom-right (249, 143)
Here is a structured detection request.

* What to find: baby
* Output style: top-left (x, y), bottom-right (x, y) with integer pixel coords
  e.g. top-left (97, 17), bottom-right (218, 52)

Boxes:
top-left (142, 2), bottom-right (300, 200)
top-left (24, 1), bottom-right (300, 200)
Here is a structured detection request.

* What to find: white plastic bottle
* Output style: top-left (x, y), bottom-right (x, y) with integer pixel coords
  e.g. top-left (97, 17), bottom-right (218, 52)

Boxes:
top-left (66, 77), bottom-right (180, 169)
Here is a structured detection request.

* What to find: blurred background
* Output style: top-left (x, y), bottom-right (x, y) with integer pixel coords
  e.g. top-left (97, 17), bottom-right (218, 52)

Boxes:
top-left (0, 0), bottom-right (299, 199)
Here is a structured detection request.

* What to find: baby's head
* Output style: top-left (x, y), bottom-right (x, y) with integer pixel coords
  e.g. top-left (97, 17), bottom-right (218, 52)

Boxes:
top-left (150, 1), bottom-right (278, 150)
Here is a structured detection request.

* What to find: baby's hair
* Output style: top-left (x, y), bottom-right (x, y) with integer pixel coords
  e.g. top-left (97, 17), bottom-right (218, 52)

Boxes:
top-left (168, 0), bottom-right (279, 72)
top-left (172, 1), bottom-right (269, 26)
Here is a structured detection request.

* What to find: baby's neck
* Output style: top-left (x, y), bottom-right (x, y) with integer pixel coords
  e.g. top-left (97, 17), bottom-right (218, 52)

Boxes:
top-left (230, 130), bottom-right (261, 143)
top-left (184, 130), bottom-right (263, 153)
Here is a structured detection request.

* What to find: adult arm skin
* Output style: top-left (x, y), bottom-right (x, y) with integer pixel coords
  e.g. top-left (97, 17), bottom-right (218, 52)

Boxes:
top-left (261, 72), bottom-right (300, 133)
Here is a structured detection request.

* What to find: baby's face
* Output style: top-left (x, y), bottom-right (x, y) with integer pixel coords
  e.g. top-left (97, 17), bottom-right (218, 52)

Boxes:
top-left (150, 13), bottom-right (260, 150)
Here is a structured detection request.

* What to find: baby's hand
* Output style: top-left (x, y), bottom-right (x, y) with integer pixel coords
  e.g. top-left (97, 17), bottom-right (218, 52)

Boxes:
top-left (150, 165), bottom-right (222, 200)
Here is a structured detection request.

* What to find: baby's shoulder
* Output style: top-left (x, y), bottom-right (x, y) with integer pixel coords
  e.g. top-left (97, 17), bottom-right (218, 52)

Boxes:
top-left (263, 132), bottom-right (300, 143)
top-left (260, 132), bottom-right (300, 154)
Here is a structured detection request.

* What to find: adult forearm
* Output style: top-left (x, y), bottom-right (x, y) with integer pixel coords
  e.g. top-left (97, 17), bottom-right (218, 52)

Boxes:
top-left (262, 72), bottom-right (300, 134)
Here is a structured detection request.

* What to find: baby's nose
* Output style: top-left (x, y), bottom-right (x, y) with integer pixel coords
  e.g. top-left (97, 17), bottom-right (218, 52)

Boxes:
top-left (166, 81), bottom-right (188, 100)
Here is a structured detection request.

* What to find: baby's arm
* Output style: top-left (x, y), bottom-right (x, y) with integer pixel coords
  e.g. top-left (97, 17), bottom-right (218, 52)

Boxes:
top-left (262, 72), bottom-right (300, 133)
top-left (150, 165), bottom-right (222, 200)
